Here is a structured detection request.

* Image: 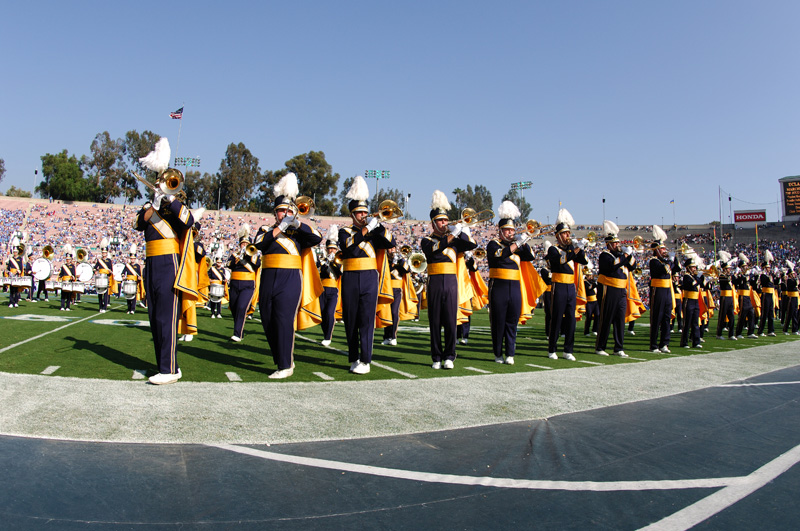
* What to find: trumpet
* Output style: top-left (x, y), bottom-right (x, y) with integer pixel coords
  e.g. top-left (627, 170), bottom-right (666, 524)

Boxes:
top-left (632, 267), bottom-right (643, 279)
top-left (292, 195), bottom-right (315, 217)
top-left (370, 200), bottom-right (404, 224)
top-left (449, 208), bottom-right (494, 227)
top-left (408, 252), bottom-right (427, 273)
top-left (474, 248), bottom-right (487, 260)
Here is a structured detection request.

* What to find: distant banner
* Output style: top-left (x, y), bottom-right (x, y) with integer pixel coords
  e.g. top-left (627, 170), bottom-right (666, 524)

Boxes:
top-left (734, 211), bottom-right (766, 222)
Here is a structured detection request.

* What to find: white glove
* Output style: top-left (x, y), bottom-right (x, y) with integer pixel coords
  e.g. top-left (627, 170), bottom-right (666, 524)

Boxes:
top-left (153, 191), bottom-right (165, 208)
top-left (623, 246), bottom-right (633, 255)
top-left (366, 217), bottom-right (380, 232)
top-left (571, 238), bottom-right (583, 250)
top-left (515, 233), bottom-right (530, 246)
top-left (277, 218), bottom-right (291, 232)
top-left (449, 223), bottom-right (462, 237)
top-left (284, 215), bottom-right (300, 229)
top-left (461, 225), bottom-right (471, 237)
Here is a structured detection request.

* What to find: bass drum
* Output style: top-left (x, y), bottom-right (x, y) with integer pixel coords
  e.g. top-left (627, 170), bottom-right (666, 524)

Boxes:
top-left (32, 258), bottom-right (52, 281)
top-left (76, 262), bottom-right (93, 283)
top-left (113, 263), bottom-right (125, 282)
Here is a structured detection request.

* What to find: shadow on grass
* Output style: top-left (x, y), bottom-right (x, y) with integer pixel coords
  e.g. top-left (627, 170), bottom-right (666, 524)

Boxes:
top-left (64, 335), bottom-right (157, 374)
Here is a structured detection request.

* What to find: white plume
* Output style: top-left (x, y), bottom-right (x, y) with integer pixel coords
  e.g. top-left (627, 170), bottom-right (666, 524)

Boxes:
top-left (719, 250), bottom-right (731, 263)
top-left (497, 200), bottom-right (520, 220)
top-left (585, 258), bottom-right (593, 270)
top-left (274, 172), bottom-right (299, 200)
top-left (11, 236), bottom-right (19, 247)
top-left (191, 207), bottom-right (206, 222)
top-left (738, 252), bottom-right (749, 265)
top-left (346, 176), bottom-right (369, 201)
top-left (327, 224), bottom-right (339, 242)
top-left (138, 138), bottom-right (171, 173)
top-left (237, 223), bottom-right (251, 240)
top-left (430, 190), bottom-right (451, 211)
top-left (603, 219), bottom-right (619, 236)
top-left (556, 208), bottom-right (574, 227)
top-left (543, 240), bottom-right (552, 253)
top-left (652, 224), bottom-right (668, 243)
top-left (787, 259), bottom-right (796, 270)
top-left (129, 244), bottom-right (137, 255)
top-left (100, 237), bottom-right (109, 249)
top-left (765, 249), bottom-right (774, 263)
top-left (63, 243), bottom-right (73, 256)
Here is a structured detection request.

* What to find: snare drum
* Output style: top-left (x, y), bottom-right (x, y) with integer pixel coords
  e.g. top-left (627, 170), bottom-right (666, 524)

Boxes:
top-left (121, 280), bottom-right (138, 300)
top-left (13, 276), bottom-right (32, 287)
top-left (95, 273), bottom-right (109, 294)
top-left (209, 283), bottom-right (225, 303)
top-left (46, 281), bottom-right (56, 290)
top-left (71, 282), bottom-right (86, 294)
top-left (1, 277), bottom-right (10, 286)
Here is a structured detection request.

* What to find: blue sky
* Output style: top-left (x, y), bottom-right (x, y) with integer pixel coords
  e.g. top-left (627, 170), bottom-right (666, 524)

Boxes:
top-left (2, 1), bottom-right (798, 224)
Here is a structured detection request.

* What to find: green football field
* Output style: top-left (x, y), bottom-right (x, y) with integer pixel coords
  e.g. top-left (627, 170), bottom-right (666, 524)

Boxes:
top-left (1, 290), bottom-right (797, 382)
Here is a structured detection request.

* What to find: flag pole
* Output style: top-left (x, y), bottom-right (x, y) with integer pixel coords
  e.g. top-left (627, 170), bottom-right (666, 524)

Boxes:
top-left (175, 102), bottom-right (184, 160)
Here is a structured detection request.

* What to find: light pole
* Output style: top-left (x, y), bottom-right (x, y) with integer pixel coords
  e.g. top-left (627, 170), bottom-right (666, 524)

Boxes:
top-left (365, 169), bottom-right (390, 199)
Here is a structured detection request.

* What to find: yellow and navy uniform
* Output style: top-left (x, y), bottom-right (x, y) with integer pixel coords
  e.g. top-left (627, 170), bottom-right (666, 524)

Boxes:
top-left (783, 276), bottom-right (799, 333)
top-left (226, 250), bottom-right (260, 340)
top-left (583, 276), bottom-right (598, 336)
top-left (421, 230), bottom-right (477, 363)
top-left (679, 271), bottom-right (702, 347)
top-left (134, 199), bottom-right (194, 376)
top-left (318, 252), bottom-right (342, 341)
top-left (253, 222), bottom-right (322, 371)
top-left (486, 237), bottom-right (535, 361)
top-left (546, 243), bottom-right (588, 355)
top-left (122, 261), bottom-right (141, 313)
top-left (649, 255), bottom-right (677, 350)
top-left (339, 223), bottom-right (396, 366)
top-left (758, 270), bottom-right (776, 335)
top-left (595, 247), bottom-right (635, 354)
top-left (208, 262), bottom-right (226, 318)
top-left (382, 253), bottom-right (410, 342)
top-left (716, 272), bottom-right (736, 339)
top-left (6, 255), bottom-right (23, 307)
top-left (58, 262), bottom-right (76, 310)
top-left (94, 256), bottom-right (115, 311)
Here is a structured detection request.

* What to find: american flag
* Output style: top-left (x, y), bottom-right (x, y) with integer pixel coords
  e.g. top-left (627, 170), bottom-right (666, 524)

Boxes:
top-left (169, 107), bottom-right (184, 120)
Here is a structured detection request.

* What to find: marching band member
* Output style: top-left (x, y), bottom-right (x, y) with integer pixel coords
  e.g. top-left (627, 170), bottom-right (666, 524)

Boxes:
top-left (758, 251), bottom-right (777, 337)
top-left (595, 220), bottom-right (635, 357)
top-left (208, 251), bottom-right (226, 319)
top-left (227, 223), bottom-right (259, 342)
top-left (457, 251), bottom-right (478, 344)
top-left (671, 271), bottom-right (683, 333)
top-left (24, 248), bottom-right (34, 302)
top-left (339, 176), bottom-right (396, 374)
top-left (122, 245), bottom-right (141, 314)
top-left (679, 257), bottom-right (703, 348)
top-left (253, 173), bottom-right (322, 379)
top-left (318, 226), bottom-right (342, 346)
top-left (583, 262), bottom-right (599, 337)
top-left (421, 190), bottom-right (477, 369)
top-left (59, 245), bottom-right (76, 311)
top-left (94, 238), bottom-right (115, 313)
top-left (6, 239), bottom-right (23, 308)
top-left (540, 248), bottom-right (553, 339)
top-left (783, 263), bottom-right (799, 334)
top-left (648, 226), bottom-right (677, 353)
top-left (486, 200), bottom-right (538, 364)
top-left (545, 209), bottom-right (587, 361)
top-left (134, 138), bottom-right (196, 385)
top-left (381, 246), bottom-right (411, 346)
top-left (179, 221), bottom-right (209, 342)
top-left (715, 253), bottom-right (737, 340)
top-left (34, 247), bottom-right (50, 302)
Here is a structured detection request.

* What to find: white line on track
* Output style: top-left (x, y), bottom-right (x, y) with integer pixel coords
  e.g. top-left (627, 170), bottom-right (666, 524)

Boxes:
top-left (576, 360), bottom-right (603, 366)
top-left (208, 443), bottom-right (752, 492)
top-left (226, 372), bottom-right (242, 382)
top-left (132, 370), bottom-right (147, 380)
top-left (716, 380), bottom-right (800, 388)
top-left (313, 372), bottom-right (335, 381)
top-left (464, 367), bottom-right (492, 374)
top-left (0, 305), bottom-right (124, 354)
top-left (40, 366), bottom-right (59, 375)
top-left (295, 333), bottom-right (419, 379)
top-left (525, 363), bottom-right (554, 370)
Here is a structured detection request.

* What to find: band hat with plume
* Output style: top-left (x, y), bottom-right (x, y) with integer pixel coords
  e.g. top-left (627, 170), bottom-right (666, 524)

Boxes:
top-left (238, 223), bottom-right (251, 243)
top-left (719, 250), bottom-right (732, 268)
top-left (326, 224), bottom-right (339, 248)
top-left (273, 173), bottom-right (299, 211)
top-left (429, 190), bottom-right (451, 221)
top-left (738, 252), bottom-right (750, 265)
top-left (603, 220), bottom-right (620, 242)
top-left (555, 208), bottom-right (575, 234)
top-left (346, 176), bottom-right (370, 213)
top-left (497, 200), bottom-right (520, 229)
top-left (139, 138), bottom-right (171, 174)
top-left (63, 243), bottom-right (74, 258)
top-left (129, 244), bottom-right (137, 257)
top-left (763, 249), bottom-right (774, 266)
top-left (651, 225), bottom-right (668, 249)
top-left (100, 237), bottom-right (109, 251)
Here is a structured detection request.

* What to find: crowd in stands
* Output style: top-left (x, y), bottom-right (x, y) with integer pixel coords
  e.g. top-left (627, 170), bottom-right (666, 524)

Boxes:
top-left (3, 198), bottom-right (800, 312)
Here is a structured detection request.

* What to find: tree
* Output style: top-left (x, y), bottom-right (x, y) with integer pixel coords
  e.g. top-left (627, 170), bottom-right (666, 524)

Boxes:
top-left (123, 130), bottom-right (162, 191)
top-left (450, 184), bottom-right (493, 220)
top-left (260, 151), bottom-right (340, 216)
top-left (84, 131), bottom-right (127, 203)
top-left (0, 158), bottom-right (5, 185)
top-left (183, 170), bottom-right (220, 209)
top-left (38, 150), bottom-right (90, 201)
top-left (5, 185), bottom-right (31, 198)
top-left (370, 187), bottom-right (406, 215)
top-left (502, 189), bottom-right (532, 220)
top-left (217, 142), bottom-right (260, 211)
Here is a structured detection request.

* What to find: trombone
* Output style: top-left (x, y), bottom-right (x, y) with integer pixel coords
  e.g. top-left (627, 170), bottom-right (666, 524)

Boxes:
top-left (292, 196), bottom-right (315, 217)
top-left (516, 219), bottom-right (552, 235)
top-left (131, 169), bottom-right (184, 197)
top-left (370, 200), bottom-right (404, 224)
top-left (449, 208), bottom-right (494, 227)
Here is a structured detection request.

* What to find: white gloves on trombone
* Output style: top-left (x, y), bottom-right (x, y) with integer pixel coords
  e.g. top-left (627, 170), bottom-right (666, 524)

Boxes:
top-left (461, 226), bottom-right (471, 237)
top-left (278, 215), bottom-right (299, 232)
top-left (366, 217), bottom-right (380, 232)
top-left (515, 233), bottom-right (531, 246)
top-left (573, 238), bottom-right (586, 250)
top-left (449, 223), bottom-right (463, 237)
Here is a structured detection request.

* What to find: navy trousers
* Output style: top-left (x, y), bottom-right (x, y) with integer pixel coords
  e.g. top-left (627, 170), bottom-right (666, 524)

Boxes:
top-left (383, 287), bottom-right (402, 340)
top-left (259, 268), bottom-right (302, 370)
top-left (736, 298), bottom-right (755, 337)
top-left (229, 279), bottom-right (255, 338)
top-left (758, 293), bottom-right (775, 334)
top-left (716, 296), bottom-right (735, 338)
top-left (649, 287), bottom-right (672, 349)
top-left (549, 282), bottom-right (577, 354)
top-left (427, 274), bottom-right (458, 362)
top-left (680, 299), bottom-right (701, 347)
top-left (489, 278), bottom-right (521, 359)
top-left (341, 270), bottom-right (379, 364)
top-left (144, 254), bottom-right (180, 375)
top-left (319, 286), bottom-right (338, 341)
top-left (596, 285), bottom-right (627, 353)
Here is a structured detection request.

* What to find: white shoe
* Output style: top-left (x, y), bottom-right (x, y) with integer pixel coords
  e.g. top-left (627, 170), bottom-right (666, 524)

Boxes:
top-left (660, 346), bottom-right (671, 354)
top-left (175, 368), bottom-right (182, 380)
top-left (613, 351), bottom-right (629, 358)
top-left (748, 334), bottom-right (758, 339)
top-left (350, 361), bottom-right (360, 372)
top-left (768, 332), bottom-right (776, 337)
top-left (699, 338), bottom-right (705, 343)
top-left (8, 304), bottom-right (13, 308)
top-left (495, 357), bottom-right (505, 363)
top-left (592, 331), bottom-right (597, 336)
top-left (184, 335), bottom-right (193, 342)
top-left (716, 336), bottom-right (724, 340)
top-left (351, 362), bottom-right (370, 375)
top-left (730, 336), bottom-right (737, 340)
top-left (443, 359), bottom-right (454, 369)
top-left (381, 339), bottom-right (392, 345)
top-left (651, 349), bottom-right (661, 353)
top-left (269, 366), bottom-right (295, 379)
top-left (321, 339), bottom-right (331, 347)
top-left (390, 338), bottom-right (397, 346)
top-left (432, 361), bottom-right (442, 369)
top-left (505, 357), bottom-right (515, 365)
top-left (548, 352), bottom-right (558, 360)
top-left (595, 350), bottom-right (609, 356)
top-left (178, 335), bottom-right (185, 341)
top-left (231, 335), bottom-right (242, 342)
top-left (563, 353), bottom-right (576, 361)
top-left (148, 372), bottom-right (179, 385)
top-left (627, 330), bottom-right (635, 336)
top-left (14, 304), bottom-right (18, 307)
top-left (60, 308), bottom-right (65, 311)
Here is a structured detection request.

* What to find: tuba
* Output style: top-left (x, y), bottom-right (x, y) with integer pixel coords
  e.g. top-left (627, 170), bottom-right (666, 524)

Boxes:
top-left (43, 245), bottom-right (54, 260)
top-left (408, 252), bottom-right (427, 273)
top-left (76, 248), bottom-right (87, 262)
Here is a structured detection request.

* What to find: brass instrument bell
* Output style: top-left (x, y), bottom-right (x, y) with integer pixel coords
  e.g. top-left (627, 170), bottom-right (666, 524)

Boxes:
top-left (474, 248), bottom-right (487, 259)
top-left (371, 200), bottom-right (404, 223)
top-left (294, 195), bottom-right (315, 217)
top-left (400, 244), bottom-right (413, 256)
top-left (408, 252), bottom-right (427, 273)
top-left (450, 208), bottom-right (494, 227)
top-left (43, 245), bottom-right (54, 260)
top-left (76, 248), bottom-right (87, 262)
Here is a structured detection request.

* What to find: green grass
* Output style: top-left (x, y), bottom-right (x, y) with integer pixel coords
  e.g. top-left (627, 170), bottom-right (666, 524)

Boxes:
top-left (1, 290), bottom-right (797, 382)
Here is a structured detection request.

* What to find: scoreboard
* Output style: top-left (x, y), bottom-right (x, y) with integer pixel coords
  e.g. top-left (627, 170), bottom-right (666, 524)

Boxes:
top-left (783, 179), bottom-right (800, 216)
